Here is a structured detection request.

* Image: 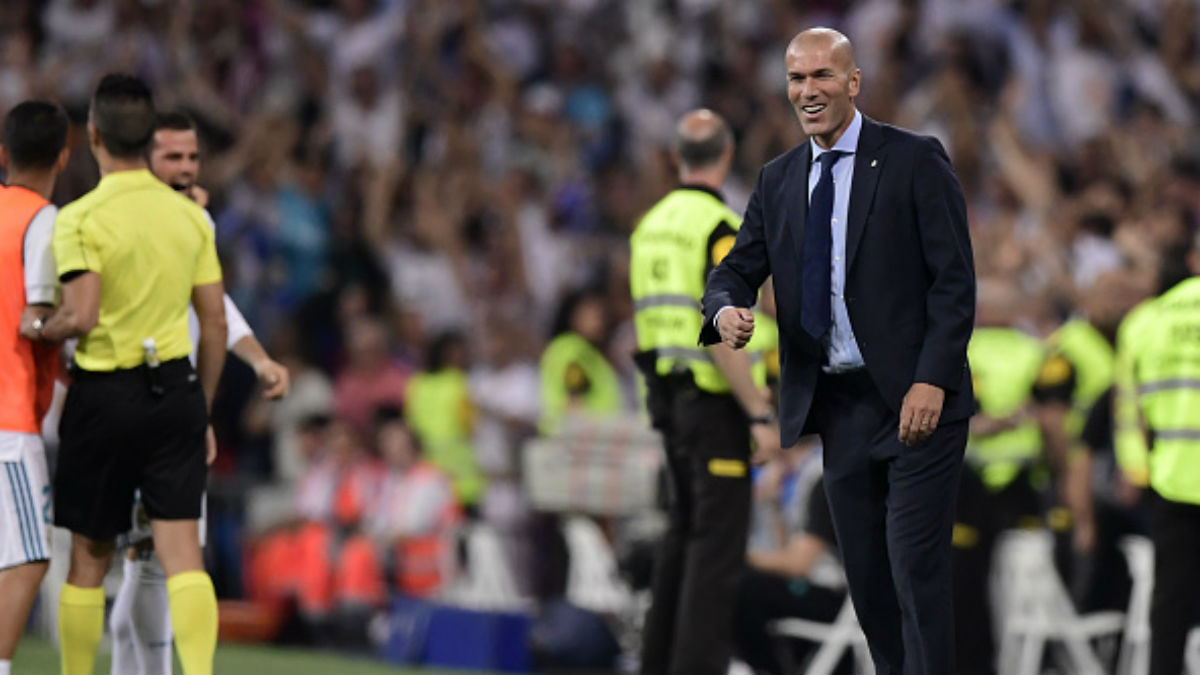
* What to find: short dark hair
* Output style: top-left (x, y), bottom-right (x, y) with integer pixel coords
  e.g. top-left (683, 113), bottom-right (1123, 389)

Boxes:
top-left (154, 110), bottom-right (196, 133)
top-left (90, 73), bottom-right (155, 159)
top-left (2, 101), bottom-right (69, 170)
top-left (675, 120), bottom-right (732, 170)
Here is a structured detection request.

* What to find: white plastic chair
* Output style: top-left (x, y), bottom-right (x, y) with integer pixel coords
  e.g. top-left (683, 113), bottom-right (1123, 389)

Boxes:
top-left (562, 515), bottom-right (633, 614)
top-left (769, 596), bottom-right (875, 675)
top-left (440, 522), bottom-right (531, 612)
top-left (994, 529), bottom-right (1124, 675)
top-left (1117, 534), bottom-right (1200, 675)
top-left (1117, 535), bottom-right (1154, 675)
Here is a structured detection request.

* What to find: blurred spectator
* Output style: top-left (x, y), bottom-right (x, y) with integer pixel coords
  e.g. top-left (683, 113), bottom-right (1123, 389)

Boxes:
top-left (364, 408), bottom-right (461, 598)
top-left (404, 330), bottom-right (485, 507)
top-left (332, 316), bottom-right (413, 433)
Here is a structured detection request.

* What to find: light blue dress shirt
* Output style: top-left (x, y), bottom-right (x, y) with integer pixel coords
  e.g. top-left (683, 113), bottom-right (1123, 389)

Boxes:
top-left (809, 110), bottom-right (865, 371)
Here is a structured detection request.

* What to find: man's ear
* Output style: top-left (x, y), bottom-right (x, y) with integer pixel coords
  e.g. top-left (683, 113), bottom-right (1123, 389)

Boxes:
top-left (55, 146), bottom-right (70, 173)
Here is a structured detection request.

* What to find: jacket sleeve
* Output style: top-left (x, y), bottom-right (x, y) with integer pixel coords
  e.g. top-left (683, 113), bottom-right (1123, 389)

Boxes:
top-left (912, 136), bottom-right (976, 391)
top-left (699, 168), bottom-right (772, 345)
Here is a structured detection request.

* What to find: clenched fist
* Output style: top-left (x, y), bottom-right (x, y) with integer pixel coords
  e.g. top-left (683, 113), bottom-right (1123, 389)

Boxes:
top-left (717, 307), bottom-right (755, 349)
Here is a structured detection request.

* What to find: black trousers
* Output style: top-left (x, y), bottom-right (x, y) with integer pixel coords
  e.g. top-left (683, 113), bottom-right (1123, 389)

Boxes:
top-left (1150, 494), bottom-right (1200, 675)
top-left (734, 568), bottom-right (846, 675)
top-left (641, 390), bottom-right (752, 675)
top-left (812, 370), bottom-right (966, 675)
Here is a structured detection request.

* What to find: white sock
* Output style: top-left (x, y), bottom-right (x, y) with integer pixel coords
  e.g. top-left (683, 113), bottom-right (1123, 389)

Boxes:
top-left (110, 557), bottom-right (174, 675)
top-left (111, 560), bottom-right (143, 675)
top-left (0, 658), bottom-right (11, 675)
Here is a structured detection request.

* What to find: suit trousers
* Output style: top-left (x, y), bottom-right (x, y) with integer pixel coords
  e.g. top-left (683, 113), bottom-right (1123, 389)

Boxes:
top-left (641, 389), bottom-right (752, 675)
top-left (811, 369), bottom-right (966, 675)
top-left (1149, 494), bottom-right (1200, 675)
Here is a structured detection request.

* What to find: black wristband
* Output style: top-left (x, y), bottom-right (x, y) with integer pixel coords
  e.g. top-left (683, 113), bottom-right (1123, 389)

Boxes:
top-left (748, 413), bottom-right (774, 426)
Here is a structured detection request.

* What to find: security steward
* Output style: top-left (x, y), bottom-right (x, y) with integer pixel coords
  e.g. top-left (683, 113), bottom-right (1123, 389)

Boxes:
top-left (20, 74), bottom-right (226, 675)
top-left (966, 282), bottom-right (1047, 530)
top-left (631, 109), bottom-right (781, 675)
top-left (1115, 230), bottom-right (1200, 675)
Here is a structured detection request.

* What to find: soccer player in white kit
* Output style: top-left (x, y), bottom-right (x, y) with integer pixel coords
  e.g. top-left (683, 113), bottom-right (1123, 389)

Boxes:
top-left (0, 101), bottom-right (69, 675)
top-left (107, 111), bottom-right (290, 675)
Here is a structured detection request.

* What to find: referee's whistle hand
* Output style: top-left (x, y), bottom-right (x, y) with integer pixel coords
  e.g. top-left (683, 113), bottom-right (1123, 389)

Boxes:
top-left (718, 307), bottom-right (755, 349)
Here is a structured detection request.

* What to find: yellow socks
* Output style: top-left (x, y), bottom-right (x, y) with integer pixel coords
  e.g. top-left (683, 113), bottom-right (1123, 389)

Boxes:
top-left (58, 584), bottom-right (104, 675)
top-left (167, 571), bottom-right (218, 675)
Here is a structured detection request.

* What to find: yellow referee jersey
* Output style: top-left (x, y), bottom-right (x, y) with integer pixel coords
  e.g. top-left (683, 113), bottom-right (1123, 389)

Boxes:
top-left (53, 169), bottom-right (222, 371)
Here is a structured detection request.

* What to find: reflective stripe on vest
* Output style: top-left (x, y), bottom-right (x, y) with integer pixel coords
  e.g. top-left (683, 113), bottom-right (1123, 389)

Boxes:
top-left (630, 188), bottom-right (741, 394)
top-left (1130, 277), bottom-right (1200, 504)
top-left (632, 294), bottom-right (701, 312)
top-left (1138, 378), bottom-right (1200, 395)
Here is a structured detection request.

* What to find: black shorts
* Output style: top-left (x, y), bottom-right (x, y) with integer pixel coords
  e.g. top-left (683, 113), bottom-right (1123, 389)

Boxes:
top-left (55, 358), bottom-right (208, 541)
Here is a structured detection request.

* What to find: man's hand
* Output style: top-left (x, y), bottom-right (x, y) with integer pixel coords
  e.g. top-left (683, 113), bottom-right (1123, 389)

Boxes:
top-left (18, 306), bottom-right (50, 341)
top-left (190, 185), bottom-right (210, 209)
top-left (750, 422), bottom-right (782, 465)
top-left (898, 382), bottom-right (945, 446)
top-left (206, 425), bottom-right (218, 466)
top-left (717, 307), bottom-right (755, 349)
top-left (254, 358), bottom-right (291, 399)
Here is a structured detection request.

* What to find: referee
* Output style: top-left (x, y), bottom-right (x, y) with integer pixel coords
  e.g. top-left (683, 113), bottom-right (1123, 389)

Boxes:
top-left (22, 74), bottom-right (226, 675)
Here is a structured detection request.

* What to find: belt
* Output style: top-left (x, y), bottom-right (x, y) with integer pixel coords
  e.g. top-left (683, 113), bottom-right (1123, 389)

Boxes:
top-left (70, 357), bottom-right (197, 387)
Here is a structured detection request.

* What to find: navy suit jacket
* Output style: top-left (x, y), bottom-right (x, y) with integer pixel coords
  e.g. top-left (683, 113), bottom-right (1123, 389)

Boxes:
top-left (700, 116), bottom-right (976, 447)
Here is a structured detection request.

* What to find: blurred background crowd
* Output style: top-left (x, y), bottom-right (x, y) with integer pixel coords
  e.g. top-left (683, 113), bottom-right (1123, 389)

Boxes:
top-left (3, 0), bottom-right (1200, 671)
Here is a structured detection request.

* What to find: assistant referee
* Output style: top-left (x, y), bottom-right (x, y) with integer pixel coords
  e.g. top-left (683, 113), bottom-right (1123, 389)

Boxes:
top-left (23, 74), bottom-right (226, 675)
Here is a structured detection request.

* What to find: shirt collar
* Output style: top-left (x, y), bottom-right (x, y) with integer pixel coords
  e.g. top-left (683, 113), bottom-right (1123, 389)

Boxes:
top-left (809, 108), bottom-right (862, 161)
top-left (677, 183), bottom-right (725, 204)
top-left (98, 168), bottom-right (158, 187)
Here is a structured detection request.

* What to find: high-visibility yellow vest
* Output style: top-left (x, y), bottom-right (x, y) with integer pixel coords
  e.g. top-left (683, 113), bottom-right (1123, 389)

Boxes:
top-left (630, 188), bottom-right (740, 394)
top-left (405, 369), bottom-right (485, 505)
top-left (967, 327), bottom-right (1046, 490)
top-left (1122, 277), bottom-right (1200, 505)
top-left (746, 310), bottom-right (779, 390)
top-left (1114, 301), bottom-right (1155, 486)
top-left (539, 331), bottom-right (623, 433)
top-left (1047, 319), bottom-right (1115, 438)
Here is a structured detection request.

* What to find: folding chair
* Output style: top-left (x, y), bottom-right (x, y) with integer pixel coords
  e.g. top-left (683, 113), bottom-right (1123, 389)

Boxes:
top-left (769, 596), bottom-right (874, 675)
top-left (994, 529), bottom-right (1124, 675)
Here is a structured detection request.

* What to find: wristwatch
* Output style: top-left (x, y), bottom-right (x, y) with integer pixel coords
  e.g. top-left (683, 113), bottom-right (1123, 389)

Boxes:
top-left (30, 316), bottom-right (44, 338)
top-left (748, 411), bottom-right (775, 426)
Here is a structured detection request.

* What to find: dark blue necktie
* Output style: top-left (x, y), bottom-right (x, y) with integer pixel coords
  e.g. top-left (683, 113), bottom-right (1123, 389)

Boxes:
top-left (800, 150), bottom-right (844, 340)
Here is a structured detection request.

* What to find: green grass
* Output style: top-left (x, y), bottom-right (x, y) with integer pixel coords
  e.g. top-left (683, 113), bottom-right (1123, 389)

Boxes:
top-left (12, 635), bottom-right (486, 674)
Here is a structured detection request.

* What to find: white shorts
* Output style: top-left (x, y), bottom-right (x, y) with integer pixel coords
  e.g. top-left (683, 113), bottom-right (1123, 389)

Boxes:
top-left (0, 432), bottom-right (51, 570)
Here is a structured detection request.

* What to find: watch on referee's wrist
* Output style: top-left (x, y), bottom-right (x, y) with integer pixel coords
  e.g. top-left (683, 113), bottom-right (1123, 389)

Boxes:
top-left (31, 316), bottom-right (45, 338)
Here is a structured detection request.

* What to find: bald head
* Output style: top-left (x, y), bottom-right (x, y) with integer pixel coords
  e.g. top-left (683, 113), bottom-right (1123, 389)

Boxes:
top-left (785, 27), bottom-right (861, 148)
top-left (788, 28), bottom-right (856, 71)
top-left (674, 109), bottom-right (733, 171)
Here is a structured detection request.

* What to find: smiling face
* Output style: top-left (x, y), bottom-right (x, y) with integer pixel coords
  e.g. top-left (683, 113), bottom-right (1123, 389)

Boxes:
top-left (785, 30), bottom-right (860, 149)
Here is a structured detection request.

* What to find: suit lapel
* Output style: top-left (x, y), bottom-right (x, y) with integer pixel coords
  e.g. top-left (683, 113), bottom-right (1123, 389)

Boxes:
top-left (846, 116), bottom-right (886, 273)
top-left (786, 142), bottom-right (812, 267)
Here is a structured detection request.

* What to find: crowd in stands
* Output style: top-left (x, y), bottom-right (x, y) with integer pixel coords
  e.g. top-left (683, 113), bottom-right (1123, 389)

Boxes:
top-left (4, 0), bottom-right (1200, 669)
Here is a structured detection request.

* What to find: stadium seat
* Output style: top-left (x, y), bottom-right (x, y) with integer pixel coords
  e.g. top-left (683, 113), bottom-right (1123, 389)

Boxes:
top-left (768, 596), bottom-right (874, 675)
top-left (994, 529), bottom-right (1124, 675)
